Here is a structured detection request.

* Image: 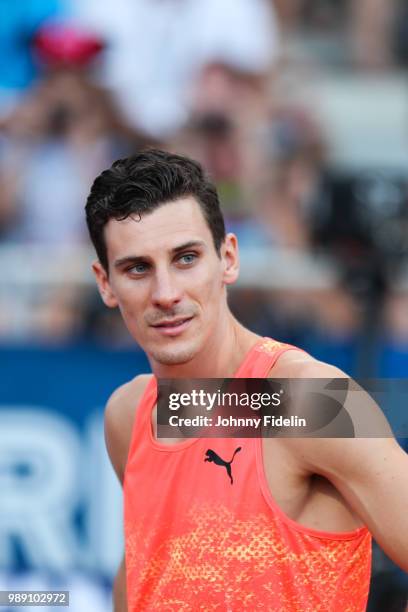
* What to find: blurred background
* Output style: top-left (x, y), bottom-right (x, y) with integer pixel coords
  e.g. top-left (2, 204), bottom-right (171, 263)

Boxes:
top-left (0, 0), bottom-right (407, 610)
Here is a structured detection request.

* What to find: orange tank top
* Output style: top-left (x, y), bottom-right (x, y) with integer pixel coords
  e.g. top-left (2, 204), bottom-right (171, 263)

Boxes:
top-left (124, 337), bottom-right (371, 611)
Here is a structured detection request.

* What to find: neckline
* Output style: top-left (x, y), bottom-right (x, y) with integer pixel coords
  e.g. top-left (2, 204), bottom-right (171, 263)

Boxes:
top-left (147, 336), bottom-right (266, 452)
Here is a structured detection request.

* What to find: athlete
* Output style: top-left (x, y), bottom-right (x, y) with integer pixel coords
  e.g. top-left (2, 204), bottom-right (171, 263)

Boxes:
top-left (85, 149), bottom-right (408, 611)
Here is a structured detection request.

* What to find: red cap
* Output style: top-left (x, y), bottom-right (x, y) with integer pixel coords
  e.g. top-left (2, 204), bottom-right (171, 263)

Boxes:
top-left (33, 23), bottom-right (105, 68)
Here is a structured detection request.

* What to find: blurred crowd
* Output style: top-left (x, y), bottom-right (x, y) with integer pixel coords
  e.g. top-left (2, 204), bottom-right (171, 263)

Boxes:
top-left (0, 0), bottom-right (407, 356)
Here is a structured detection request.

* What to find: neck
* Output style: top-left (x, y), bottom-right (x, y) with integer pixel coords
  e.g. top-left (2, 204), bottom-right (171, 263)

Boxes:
top-left (149, 313), bottom-right (260, 379)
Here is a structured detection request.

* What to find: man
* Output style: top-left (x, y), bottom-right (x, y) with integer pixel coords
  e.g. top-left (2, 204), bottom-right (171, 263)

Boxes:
top-left (85, 149), bottom-right (408, 611)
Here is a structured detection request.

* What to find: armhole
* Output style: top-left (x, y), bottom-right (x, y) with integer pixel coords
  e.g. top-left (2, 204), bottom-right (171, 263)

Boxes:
top-left (256, 346), bottom-right (369, 540)
top-left (255, 436), bottom-right (369, 541)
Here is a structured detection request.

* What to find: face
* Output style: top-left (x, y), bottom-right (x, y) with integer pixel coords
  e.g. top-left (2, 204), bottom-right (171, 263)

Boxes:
top-left (92, 197), bottom-right (239, 367)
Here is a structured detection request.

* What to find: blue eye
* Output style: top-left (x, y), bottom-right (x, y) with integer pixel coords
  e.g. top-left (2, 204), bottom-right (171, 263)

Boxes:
top-left (179, 253), bottom-right (196, 265)
top-left (129, 263), bottom-right (148, 275)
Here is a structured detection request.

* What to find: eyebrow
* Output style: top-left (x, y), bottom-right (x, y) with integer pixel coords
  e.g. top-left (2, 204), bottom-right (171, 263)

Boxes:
top-left (113, 240), bottom-right (206, 269)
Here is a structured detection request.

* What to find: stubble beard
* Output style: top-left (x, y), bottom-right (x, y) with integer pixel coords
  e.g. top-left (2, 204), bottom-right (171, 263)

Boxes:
top-left (149, 341), bottom-right (199, 366)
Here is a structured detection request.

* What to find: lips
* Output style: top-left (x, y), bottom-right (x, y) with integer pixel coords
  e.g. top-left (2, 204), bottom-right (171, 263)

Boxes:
top-left (151, 316), bottom-right (193, 336)
top-left (153, 317), bottom-right (191, 328)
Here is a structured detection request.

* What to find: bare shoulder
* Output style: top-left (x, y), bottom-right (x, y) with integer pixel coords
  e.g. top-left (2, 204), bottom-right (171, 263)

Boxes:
top-left (269, 348), bottom-right (345, 379)
top-left (104, 373), bottom-right (153, 485)
top-left (269, 349), bottom-right (393, 470)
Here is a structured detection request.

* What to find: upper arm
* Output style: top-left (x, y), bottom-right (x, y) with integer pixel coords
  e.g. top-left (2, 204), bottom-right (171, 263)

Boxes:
top-left (104, 374), bottom-right (152, 485)
top-left (287, 360), bottom-right (408, 571)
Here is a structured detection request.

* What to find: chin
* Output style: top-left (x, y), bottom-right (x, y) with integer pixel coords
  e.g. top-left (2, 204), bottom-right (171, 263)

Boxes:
top-left (149, 340), bottom-right (200, 366)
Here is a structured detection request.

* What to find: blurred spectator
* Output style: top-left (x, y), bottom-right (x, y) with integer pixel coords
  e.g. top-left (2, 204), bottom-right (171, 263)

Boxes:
top-left (350, 0), bottom-right (394, 71)
top-left (71, 0), bottom-right (279, 137)
top-left (255, 106), bottom-right (325, 249)
top-left (0, 23), bottom-right (155, 343)
top-left (0, 24), bottom-right (152, 245)
top-left (273, 0), bottom-right (395, 70)
top-left (171, 59), bottom-right (272, 212)
top-left (0, 0), bottom-right (66, 115)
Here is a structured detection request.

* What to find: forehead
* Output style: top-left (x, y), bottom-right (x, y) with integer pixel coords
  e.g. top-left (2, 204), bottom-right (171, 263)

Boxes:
top-left (104, 197), bottom-right (213, 261)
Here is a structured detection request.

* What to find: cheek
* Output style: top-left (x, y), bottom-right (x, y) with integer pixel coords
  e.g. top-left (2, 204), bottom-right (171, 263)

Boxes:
top-left (194, 266), bottom-right (224, 305)
top-left (112, 280), bottom-right (146, 319)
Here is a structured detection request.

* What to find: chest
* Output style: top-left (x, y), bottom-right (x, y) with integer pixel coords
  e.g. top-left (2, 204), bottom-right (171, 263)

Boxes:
top-left (149, 404), bottom-right (361, 532)
top-left (150, 404), bottom-right (307, 513)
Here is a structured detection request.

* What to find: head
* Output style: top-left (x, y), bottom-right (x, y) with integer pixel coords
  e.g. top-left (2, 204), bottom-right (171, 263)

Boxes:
top-left (85, 149), bottom-right (239, 367)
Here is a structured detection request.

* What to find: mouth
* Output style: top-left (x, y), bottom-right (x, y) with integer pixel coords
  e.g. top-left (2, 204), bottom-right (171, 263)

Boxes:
top-left (150, 316), bottom-right (194, 337)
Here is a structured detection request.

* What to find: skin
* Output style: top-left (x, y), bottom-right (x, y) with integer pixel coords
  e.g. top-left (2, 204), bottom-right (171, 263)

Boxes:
top-left (93, 197), bottom-right (259, 378)
top-left (93, 197), bottom-right (408, 611)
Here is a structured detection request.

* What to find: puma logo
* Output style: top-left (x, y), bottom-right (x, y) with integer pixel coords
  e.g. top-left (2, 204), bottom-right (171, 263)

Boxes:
top-left (204, 447), bottom-right (242, 484)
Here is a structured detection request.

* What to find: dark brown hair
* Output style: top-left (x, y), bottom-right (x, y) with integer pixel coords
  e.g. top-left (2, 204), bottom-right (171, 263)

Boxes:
top-left (85, 149), bottom-right (226, 270)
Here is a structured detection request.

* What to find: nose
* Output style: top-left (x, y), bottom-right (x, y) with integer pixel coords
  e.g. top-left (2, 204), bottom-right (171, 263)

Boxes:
top-left (151, 267), bottom-right (183, 310)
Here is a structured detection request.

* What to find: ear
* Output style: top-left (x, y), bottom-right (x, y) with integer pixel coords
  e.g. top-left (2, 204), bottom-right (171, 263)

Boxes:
top-left (221, 233), bottom-right (239, 286)
top-left (92, 260), bottom-right (118, 308)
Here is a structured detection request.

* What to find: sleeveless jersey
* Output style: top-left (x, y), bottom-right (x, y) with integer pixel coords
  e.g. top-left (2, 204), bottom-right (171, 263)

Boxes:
top-left (124, 337), bottom-right (371, 611)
